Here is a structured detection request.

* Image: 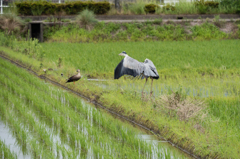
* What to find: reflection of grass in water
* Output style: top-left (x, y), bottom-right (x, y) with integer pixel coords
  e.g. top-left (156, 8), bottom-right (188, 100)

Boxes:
top-left (0, 58), bottom-right (186, 159)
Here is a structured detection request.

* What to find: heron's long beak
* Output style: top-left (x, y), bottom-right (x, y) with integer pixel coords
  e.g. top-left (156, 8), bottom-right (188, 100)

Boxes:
top-left (119, 53), bottom-right (124, 56)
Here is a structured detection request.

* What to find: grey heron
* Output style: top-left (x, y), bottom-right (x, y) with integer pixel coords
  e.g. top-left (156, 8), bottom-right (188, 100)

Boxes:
top-left (114, 51), bottom-right (159, 96)
top-left (66, 69), bottom-right (81, 84)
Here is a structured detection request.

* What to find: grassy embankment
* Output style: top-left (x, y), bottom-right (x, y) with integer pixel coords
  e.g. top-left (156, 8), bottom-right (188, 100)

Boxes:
top-left (0, 57), bottom-right (186, 158)
top-left (0, 37), bottom-right (240, 158)
top-left (43, 20), bottom-right (240, 43)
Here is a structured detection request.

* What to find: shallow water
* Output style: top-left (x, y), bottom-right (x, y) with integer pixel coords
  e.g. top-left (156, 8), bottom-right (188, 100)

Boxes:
top-left (0, 119), bottom-right (31, 159)
top-left (80, 99), bottom-right (191, 159)
top-left (0, 81), bottom-right (191, 159)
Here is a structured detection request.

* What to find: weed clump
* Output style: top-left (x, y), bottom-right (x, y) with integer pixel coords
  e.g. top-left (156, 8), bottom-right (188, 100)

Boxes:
top-left (144, 4), bottom-right (159, 14)
top-left (156, 91), bottom-right (206, 121)
top-left (0, 13), bottom-right (23, 35)
top-left (76, 9), bottom-right (98, 30)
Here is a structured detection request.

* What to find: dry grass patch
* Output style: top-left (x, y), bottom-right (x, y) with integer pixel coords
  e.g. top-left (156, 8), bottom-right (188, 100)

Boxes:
top-left (0, 14), bottom-right (23, 35)
top-left (156, 92), bottom-right (206, 121)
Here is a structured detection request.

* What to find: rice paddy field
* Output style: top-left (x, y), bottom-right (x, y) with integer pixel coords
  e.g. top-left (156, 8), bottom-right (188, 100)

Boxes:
top-left (0, 37), bottom-right (240, 158)
top-left (0, 57), bottom-right (188, 159)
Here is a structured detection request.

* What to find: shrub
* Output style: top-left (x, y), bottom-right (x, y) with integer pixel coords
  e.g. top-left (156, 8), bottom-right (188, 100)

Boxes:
top-left (15, 1), bottom-right (110, 15)
top-left (15, 2), bottom-right (32, 15)
top-left (195, 0), bottom-right (219, 8)
top-left (163, 4), bottom-right (175, 11)
top-left (76, 9), bottom-right (98, 29)
top-left (204, 1), bottom-right (219, 8)
top-left (144, 4), bottom-right (159, 14)
top-left (220, 0), bottom-right (240, 14)
top-left (197, 4), bottom-right (208, 14)
top-left (31, 2), bottom-right (45, 16)
top-left (221, 0), bottom-right (240, 7)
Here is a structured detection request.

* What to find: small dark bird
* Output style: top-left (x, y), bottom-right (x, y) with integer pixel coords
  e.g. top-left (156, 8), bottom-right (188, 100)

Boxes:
top-left (114, 51), bottom-right (159, 96)
top-left (66, 69), bottom-right (81, 84)
top-left (61, 73), bottom-right (63, 77)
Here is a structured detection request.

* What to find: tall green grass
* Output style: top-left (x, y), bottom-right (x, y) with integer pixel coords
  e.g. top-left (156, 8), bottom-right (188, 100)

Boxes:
top-left (109, 0), bottom-right (239, 14)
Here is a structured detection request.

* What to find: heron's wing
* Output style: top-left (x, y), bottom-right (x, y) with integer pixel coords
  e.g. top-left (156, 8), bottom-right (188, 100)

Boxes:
top-left (143, 59), bottom-right (159, 79)
top-left (114, 57), bottom-right (145, 79)
top-left (114, 59), bottom-right (124, 79)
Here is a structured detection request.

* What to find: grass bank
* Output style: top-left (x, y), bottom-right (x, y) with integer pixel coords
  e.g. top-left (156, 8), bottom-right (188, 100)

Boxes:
top-left (0, 37), bottom-right (240, 158)
top-left (44, 20), bottom-right (240, 42)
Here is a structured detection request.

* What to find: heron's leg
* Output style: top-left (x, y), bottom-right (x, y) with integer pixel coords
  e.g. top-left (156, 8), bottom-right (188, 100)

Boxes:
top-left (74, 81), bottom-right (75, 85)
top-left (142, 78), bottom-right (148, 96)
top-left (150, 78), bottom-right (153, 96)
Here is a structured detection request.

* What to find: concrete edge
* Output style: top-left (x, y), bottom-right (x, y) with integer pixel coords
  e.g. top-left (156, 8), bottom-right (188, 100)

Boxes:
top-left (20, 14), bottom-right (240, 21)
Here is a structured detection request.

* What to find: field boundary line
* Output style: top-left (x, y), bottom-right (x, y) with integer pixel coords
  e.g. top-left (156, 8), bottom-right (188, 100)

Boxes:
top-left (0, 52), bottom-right (200, 159)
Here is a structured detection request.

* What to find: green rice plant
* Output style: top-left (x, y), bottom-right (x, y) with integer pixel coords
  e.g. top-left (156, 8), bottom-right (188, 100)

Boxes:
top-left (0, 94), bottom-right (54, 158)
top-left (0, 140), bottom-right (17, 159)
top-left (1, 38), bottom-right (240, 158)
top-left (0, 13), bottom-right (23, 35)
top-left (0, 58), bottom-right (186, 158)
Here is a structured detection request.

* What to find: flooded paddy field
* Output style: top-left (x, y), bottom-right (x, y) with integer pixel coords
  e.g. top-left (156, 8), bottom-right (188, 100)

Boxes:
top-left (0, 39), bottom-right (240, 158)
top-left (0, 58), bottom-right (189, 158)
